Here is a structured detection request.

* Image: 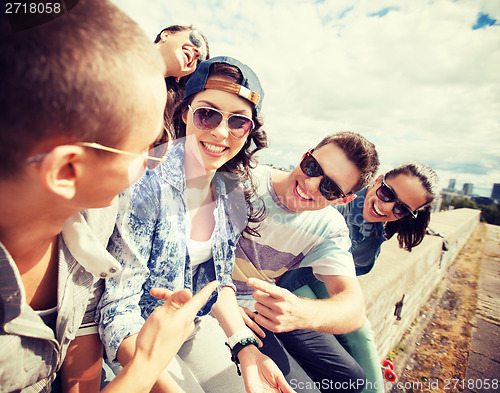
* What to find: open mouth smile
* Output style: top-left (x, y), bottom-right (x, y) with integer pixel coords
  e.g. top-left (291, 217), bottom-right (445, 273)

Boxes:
top-left (371, 202), bottom-right (386, 217)
top-left (201, 141), bottom-right (228, 155)
top-left (295, 182), bottom-right (313, 201)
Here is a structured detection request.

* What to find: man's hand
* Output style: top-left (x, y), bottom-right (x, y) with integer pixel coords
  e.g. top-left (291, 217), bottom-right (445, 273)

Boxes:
top-left (134, 281), bottom-right (218, 369)
top-left (247, 278), bottom-right (310, 333)
top-left (105, 282), bottom-right (218, 393)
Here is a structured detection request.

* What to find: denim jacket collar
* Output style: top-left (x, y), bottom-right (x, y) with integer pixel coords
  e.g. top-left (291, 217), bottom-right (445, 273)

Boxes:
top-left (346, 188), bottom-right (385, 239)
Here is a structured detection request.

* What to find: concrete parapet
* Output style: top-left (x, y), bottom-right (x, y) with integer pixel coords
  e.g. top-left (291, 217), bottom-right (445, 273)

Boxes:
top-left (358, 208), bottom-right (481, 359)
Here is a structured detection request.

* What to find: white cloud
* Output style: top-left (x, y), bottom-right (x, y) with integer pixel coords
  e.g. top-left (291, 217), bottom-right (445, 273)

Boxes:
top-left (112, 0), bottom-right (500, 196)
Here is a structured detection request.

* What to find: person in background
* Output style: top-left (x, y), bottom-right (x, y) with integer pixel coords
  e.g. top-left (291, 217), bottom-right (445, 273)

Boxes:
top-left (278, 162), bottom-right (439, 393)
top-left (154, 25), bottom-right (209, 129)
top-left (0, 1), bottom-right (217, 392)
top-left (154, 24), bottom-right (208, 82)
top-left (233, 132), bottom-right (380, 393)
top-left (97, 56), bottom-right (295, 393)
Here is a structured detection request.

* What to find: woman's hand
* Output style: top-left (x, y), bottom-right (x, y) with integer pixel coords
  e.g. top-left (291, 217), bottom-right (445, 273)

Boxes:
top-left (238, 345), bottom-right (296, 393)
top-left (239, 305), bottom-right (266, 340)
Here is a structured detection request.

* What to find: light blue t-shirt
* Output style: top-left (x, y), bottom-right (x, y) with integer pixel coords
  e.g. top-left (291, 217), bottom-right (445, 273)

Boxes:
top-left (233, 165), bottom-right (355, 308)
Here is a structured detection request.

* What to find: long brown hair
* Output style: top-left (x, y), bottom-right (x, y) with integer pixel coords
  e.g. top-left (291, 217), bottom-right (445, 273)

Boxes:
top-left (172, 63), bottom-right (268, 236)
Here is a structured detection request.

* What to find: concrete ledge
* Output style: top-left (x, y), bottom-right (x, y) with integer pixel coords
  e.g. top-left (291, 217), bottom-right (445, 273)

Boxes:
top-left (358, 208), bottom-right (480, 359)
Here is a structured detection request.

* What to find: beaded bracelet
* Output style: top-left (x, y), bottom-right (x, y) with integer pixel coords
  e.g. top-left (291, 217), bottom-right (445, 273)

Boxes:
top-left (225, 337), bottom-right (259, 376)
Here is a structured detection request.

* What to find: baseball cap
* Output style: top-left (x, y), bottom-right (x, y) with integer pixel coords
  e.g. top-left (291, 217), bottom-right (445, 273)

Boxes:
top-left (183, 56), bottom-right (264, 115)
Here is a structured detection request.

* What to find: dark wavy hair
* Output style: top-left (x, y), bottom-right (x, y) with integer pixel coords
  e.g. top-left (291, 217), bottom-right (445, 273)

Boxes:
top-left (171, 62), bottom-right (268, 236)
top-left (384, 162), bottom-right (439, 251)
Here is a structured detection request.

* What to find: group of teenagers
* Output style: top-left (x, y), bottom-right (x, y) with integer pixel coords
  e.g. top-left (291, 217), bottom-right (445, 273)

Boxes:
top-left (0, 1), bottom-right (440, 393)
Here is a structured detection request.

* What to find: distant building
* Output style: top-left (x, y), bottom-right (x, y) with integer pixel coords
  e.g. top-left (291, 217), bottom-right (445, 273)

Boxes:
top-left (472, 196), bottom-right (494, 206)
top-left (491, 183), bottom-right (500, 200)
top-left (441, 189), bottom-right (464, 203)
top-left (463, 183), bottom-right (474, 196)
top-left (448, 179), bottom-right (456, 189)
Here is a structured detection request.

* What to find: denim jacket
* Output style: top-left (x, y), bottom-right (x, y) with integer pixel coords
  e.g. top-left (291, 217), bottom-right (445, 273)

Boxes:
top-left (97, 140), bottom-right (247, 363)
top-left (335, 188), bottom-right (386, 276)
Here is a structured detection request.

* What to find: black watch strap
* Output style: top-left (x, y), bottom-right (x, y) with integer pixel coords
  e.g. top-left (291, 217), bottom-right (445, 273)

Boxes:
top-left (225, 337), bottom-right (259, 376)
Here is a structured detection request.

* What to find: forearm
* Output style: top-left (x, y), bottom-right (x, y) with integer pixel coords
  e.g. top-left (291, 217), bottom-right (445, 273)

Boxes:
top-left (306, 274), bottom-right (366, 334)
top-left (103, 282), bottom-right (219, 393)
top-left (102, 354), bottom-right (159, 393)
top-left (115, 329), bottom-right (185, 393)
top-left (211, 286), bottom-right (248, 336)
top-left (302, 291), bottom-right (366, 334)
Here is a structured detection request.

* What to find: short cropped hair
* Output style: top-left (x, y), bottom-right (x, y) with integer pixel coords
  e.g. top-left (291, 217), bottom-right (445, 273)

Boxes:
top-left (0, 0), bottom-right (165, 178)
top-left (314, 131), bottom-right (380, 193)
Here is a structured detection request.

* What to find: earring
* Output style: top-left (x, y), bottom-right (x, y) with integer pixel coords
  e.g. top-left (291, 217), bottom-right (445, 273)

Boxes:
top-left (161, 38), bottom-right (166, 43)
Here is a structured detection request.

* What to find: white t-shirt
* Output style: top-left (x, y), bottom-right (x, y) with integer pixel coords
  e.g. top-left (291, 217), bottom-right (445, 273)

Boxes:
top-left (188, 236), bottom-right (213, 276)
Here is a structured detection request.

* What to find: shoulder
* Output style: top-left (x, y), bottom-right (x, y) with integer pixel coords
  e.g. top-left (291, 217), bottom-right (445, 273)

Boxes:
top-left (336, 188), bottom-right (366, 223)
top-left (81, 201), bottom-right (118, 246)
top-left (251, 164), bottom-right (272, 184)
top-left (296, 206), bottom-right (348, 237)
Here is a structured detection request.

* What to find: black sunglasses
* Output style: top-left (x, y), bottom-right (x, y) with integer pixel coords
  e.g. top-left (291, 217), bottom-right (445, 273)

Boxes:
top-left (376, 177), bottom-right (418, 220)
top-left (299, 150), bottom-right (347, 200)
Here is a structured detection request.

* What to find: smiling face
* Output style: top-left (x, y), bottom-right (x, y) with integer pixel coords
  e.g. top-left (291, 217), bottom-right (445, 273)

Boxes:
top-left (157, 30), bottom-right (206, 78)
top-left (363, 174), bottom-right (429, 222)
top-left (182, 77), bottom-right (253, 173)
top-left (276, 142), bottom-right (361, 213)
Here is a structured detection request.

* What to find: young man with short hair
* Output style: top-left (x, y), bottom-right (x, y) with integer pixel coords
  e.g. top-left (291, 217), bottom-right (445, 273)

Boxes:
top-left (232, 131), bottom-right (380, 393)
top-left (0, 1), bottom-right (216, 392)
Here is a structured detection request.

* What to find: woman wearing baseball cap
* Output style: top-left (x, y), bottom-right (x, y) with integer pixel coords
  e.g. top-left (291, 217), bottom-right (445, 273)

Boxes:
top-left (98, 57), bottom-right (297, 393)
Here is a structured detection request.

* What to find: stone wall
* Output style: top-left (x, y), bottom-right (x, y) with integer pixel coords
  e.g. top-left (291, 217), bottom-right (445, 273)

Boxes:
top-left (358, 208), bottom-right (481, 359)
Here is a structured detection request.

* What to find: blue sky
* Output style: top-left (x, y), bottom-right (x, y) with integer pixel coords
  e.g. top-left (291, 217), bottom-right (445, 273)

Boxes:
top-left (112, 0), bottom-right (500, 197)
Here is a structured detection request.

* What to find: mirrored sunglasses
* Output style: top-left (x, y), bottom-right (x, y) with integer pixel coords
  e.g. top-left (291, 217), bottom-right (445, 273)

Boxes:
top-left (188, 105), bottom-right (254, 139)
top-left (299, 151), bottom-right (347, 201)
top-left (376, 177), bottom-right (417, 220)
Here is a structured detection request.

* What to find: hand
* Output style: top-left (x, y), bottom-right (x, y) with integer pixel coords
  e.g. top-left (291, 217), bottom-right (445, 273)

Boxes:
top-left (247, 278), bottom-right (309, 333)
top-left (239, 306), bottom-right (266, 340)
top-left (134, 281), bottom-right (218, 370)
top-left (238, 345), bottom-right (296, 393)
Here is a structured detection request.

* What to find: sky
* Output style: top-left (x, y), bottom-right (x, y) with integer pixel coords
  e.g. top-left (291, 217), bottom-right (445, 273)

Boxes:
top-left (111, 0), bottom-right (500, 197)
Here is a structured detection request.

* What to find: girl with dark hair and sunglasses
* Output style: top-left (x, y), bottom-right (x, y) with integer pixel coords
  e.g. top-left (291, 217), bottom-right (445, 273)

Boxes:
top-left (337, 162), bottom-right (439, 274)
top-left (154, 25), bottom-right (209, 81)
top-left (153, 25), bottom-right (210, 147)
top-left (97, 57), bottom-right (294, 393)
top-left (277, 162), bottom-right (439, 393)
